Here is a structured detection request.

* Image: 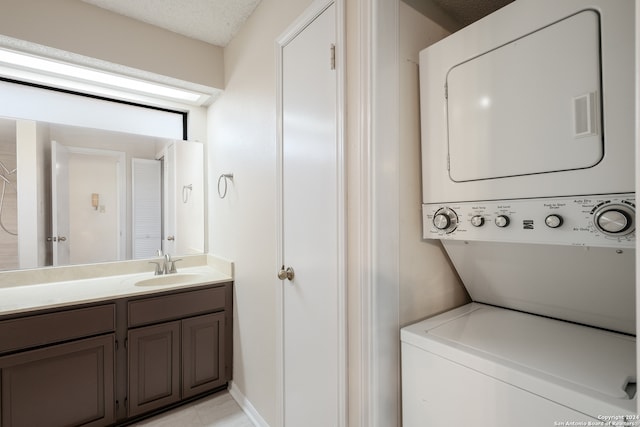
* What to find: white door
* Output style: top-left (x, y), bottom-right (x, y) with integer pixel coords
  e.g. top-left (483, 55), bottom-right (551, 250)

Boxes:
top-left (51, 140), bottom-right (70, 266)
top-left (279, 3), bottom-right (343, 426)
top-left (131, 158), bottom-right (162, 259)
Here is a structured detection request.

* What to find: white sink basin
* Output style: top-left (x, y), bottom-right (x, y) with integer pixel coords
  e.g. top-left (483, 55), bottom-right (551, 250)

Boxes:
top-left (135, 273), bottom-right (207, 287)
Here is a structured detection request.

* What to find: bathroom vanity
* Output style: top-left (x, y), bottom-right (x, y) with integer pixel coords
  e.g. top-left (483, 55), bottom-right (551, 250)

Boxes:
top-left (0, 258), bottom-right (233, 427)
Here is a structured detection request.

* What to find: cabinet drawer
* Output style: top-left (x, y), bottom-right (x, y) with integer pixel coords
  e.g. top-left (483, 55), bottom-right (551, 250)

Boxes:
top-left (0, 334), bottom-right (115, 427)
top-left (0, 304), bottom-right (116, 354)
top-left (128, 286), bottom-right (226, 327)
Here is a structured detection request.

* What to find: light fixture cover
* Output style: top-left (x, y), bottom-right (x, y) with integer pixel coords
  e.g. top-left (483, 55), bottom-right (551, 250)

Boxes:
top-left (0, 47), bottom-right (206, 104)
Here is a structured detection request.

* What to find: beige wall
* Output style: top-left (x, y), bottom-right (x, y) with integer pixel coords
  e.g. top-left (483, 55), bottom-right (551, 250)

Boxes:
top-left (0, 0), bottom-right (224, 90)
top-left (207, 0), bottom-right (313, 424)
top-left (398, 1), bottom-right (469, 327)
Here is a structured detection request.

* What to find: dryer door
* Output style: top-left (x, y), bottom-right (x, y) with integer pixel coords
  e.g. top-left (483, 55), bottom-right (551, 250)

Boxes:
top-left (447, 10), bottom-right (602, 182)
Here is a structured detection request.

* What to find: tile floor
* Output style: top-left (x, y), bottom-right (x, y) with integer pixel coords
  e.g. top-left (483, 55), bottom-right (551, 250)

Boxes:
top-left (130, 391), bottom-right (255, 427)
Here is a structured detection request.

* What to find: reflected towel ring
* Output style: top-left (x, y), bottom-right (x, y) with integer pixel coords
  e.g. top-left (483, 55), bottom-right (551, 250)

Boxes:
top-left (217, 173), bottom-right (234, 199)
top-left (182, 184), bottom-right (192, 203)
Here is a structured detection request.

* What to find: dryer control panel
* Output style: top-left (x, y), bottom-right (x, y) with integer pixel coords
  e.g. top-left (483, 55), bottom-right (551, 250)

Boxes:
top-left (423, 193), bottom-right (635, 248)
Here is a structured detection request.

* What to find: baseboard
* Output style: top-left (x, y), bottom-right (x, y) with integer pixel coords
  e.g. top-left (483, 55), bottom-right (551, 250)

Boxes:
top-left (228, 381), bottom-right (270, 427)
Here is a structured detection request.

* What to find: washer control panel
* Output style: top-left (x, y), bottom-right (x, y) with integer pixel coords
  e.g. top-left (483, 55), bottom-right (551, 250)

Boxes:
top-left (423, 193), bottom-right (635, 248)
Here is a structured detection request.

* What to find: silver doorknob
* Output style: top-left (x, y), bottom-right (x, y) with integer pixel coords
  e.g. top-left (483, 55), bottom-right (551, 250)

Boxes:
top-left (278, 267), bottom-right (295, 281)
top-left (167, 236), bottom-right (175, 241)
top-left (58, 236), bottom-right (67, 242)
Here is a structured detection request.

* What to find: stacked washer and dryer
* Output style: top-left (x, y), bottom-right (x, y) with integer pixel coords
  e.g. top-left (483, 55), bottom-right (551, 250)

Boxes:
top-left (401, 0), bottom-right (636, 425)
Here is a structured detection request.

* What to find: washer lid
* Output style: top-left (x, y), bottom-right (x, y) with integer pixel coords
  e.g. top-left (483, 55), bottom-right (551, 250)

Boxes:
top-left (425, 305), bottom-right (635, 400)
top-left (447, 9), bottom-right (602, 182)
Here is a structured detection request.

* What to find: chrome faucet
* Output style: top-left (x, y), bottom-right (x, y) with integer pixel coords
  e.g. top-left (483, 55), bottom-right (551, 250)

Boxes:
top-left (164, 253), bottom-right (181, 274)
top-left (149, 251), bottom-right (181, 275)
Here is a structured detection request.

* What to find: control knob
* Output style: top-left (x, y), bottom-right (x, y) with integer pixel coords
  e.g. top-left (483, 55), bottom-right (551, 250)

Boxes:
top-left (545, 214), bottom-right (563, 229)
top-left (432, 208), bottom-right (458, 233)
top-left (470, 215), bottom-right (485, 227)
top-left (594, 204), bottom-right (635, 236)
top-left (494, 215), bottom-right (510, 228)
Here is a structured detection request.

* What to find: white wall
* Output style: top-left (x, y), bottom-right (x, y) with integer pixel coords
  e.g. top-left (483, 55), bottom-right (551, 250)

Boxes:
top-left (175, 141), bottom-right (204, 255)
top-left (207, 0), bottom-right (313, 424)
top-left (343, 2), bottom-right (470, 425)
top-left (398, 2), bottom-right (468, 327)
top-left (0, 0), bottom-right (224, 90)
top-left (16, 120), bottom-right (45, 269)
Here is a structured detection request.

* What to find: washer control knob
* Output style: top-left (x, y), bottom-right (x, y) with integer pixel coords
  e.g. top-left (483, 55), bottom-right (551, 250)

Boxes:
top-left (470, 215), bottom-right (485, 227)
top-left (594, 205), bottom-right (635, 235)
top-left (432, 208), bottom-right (458, 233)
top-left (545, 214), bottom-right (563, 229)
top-left (495, 215), bottom-right (510, 228)
top-left (433, 214), bottom-right (451, 230)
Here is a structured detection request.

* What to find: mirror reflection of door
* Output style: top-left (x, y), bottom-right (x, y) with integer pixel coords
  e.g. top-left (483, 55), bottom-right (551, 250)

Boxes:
top-left (160, 140), bottom-right (204, 257)
top-left (132, 158), bottom-right (162, 259)
top-left (52, 141), bottom-right (126, 266)
top-left (162, 144), bottom-right (176, 256)
top-left (51, 141), bottom-right (70, 266)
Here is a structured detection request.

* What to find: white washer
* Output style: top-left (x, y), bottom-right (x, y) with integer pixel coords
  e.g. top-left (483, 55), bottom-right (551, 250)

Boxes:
top-left (402, 304), bottom-right (636, 426)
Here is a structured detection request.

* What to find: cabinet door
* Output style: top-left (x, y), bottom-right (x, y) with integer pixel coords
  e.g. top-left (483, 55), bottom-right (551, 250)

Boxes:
top-left (128, 321), bottom-right (180, 417)
top-left (0, 335), bottom-right (115, 427)
top-left (182, 312), bottom-right (226, 398)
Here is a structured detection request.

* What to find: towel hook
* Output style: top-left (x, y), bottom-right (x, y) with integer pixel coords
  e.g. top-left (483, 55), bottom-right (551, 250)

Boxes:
top-left (217, 173), bottom-right (234, 199)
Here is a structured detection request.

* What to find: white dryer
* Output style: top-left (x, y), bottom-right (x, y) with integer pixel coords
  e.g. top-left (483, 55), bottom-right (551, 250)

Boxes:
top-left (402, 0), bottom-right (636, 424)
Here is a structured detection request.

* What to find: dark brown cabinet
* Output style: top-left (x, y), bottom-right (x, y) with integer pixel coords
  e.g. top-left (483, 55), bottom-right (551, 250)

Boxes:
top-left (0, 281), bottom-right (232, 427)
top-left (126, 286), bottom-right (231, 418)
top-left (128, 322), bottom-right (181, 417)
top-left (182, 312), bottom-right (226, 398)
top-left (0, 304), bottom-right (117, 427)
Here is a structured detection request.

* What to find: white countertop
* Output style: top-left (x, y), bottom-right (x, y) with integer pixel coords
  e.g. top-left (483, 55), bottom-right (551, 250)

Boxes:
top-left (0, 255), bottom-right (233, 317)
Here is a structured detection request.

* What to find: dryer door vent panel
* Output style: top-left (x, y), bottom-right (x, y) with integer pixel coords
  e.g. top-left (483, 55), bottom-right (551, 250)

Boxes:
top-left (447, 10), bottom-right (602, 182)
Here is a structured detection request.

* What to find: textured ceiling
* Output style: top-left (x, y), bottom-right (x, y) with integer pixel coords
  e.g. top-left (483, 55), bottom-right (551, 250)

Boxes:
top-left (81, 0), bottom-right (262, 47)
top-left (81, 0), bottom-right (512, 47)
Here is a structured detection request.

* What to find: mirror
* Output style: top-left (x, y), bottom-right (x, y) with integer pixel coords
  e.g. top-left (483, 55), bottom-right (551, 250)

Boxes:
top-left (0, 116), bottom-right (204, 271)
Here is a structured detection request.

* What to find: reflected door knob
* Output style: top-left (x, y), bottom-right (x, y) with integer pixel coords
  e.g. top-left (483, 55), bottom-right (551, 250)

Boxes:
top-left (278, 266), bottom-right (295, 281)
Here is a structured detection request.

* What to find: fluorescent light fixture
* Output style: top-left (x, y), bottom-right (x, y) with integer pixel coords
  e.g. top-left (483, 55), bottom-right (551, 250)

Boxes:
top-left (0, 48), bottom-right (204, 103)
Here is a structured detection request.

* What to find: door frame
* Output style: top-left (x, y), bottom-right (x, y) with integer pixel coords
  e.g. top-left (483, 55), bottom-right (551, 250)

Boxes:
top-left (275, 0), bottom-right (347, 425)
